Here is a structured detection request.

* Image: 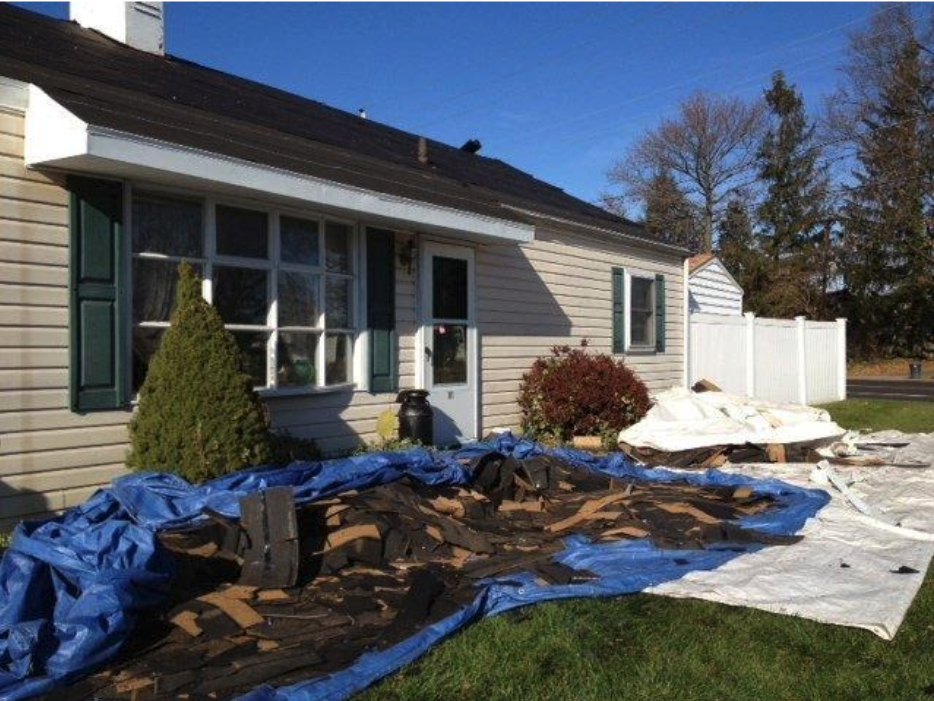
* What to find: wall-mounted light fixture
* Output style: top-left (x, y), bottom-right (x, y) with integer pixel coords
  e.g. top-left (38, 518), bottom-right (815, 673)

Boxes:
top-left (398, 239), bottom-right (416, 275)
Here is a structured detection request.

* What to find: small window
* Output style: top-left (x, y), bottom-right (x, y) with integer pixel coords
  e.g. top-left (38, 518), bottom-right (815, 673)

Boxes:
top-left (281, 216), bottom-right (320, 266)
top-left (216, 205), bottom-right (269, 259)
top-left (213, 266), bottom-right (269, 326)
top-left (325, 221), bottom-right (352, 272)
top-left (132, 194), bottom-right (203, 258)
top-left (630, 276), bottom-right (655, 347)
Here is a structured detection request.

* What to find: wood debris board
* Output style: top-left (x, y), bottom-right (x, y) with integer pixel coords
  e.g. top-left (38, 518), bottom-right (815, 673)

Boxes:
top-left (197, 592), bottom-right (265, 628)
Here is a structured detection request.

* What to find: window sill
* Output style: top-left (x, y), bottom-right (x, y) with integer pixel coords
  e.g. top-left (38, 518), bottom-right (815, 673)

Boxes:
top-left (259, 383), bottom-right (358, 399)
top-left (624, 345), bottom-right (657, 356)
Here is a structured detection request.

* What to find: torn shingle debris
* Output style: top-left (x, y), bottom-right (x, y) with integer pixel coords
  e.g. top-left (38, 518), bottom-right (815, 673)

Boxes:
top-left (42, 448), bottom-right (801, 701)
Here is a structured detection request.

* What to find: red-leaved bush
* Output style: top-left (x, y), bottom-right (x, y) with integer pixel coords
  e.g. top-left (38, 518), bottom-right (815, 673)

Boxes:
top-left (518, 341), bottom-right (651, 444)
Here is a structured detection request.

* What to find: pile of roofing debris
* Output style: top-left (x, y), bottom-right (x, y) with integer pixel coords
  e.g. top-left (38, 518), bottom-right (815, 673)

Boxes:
top-left (616, 384), bottom-right (881, 468)
top-left (46, 449), bottom-right (798, 701)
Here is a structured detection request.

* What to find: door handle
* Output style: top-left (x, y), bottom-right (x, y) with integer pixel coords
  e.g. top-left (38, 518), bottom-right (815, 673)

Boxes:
top-left (424, 346), bottom-right (433, 359)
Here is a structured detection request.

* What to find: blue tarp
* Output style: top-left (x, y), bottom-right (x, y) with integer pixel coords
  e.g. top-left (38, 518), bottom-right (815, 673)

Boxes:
top-left (0, 435), bottom-right (830, 701)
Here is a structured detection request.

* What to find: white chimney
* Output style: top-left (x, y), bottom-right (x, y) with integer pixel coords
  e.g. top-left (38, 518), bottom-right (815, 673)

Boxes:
top-left (71, 2), bottom-right (165, 55)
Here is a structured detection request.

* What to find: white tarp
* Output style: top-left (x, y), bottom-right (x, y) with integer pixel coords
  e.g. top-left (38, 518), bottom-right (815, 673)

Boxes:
top-left (647, 431), bottom-right (934, 639)
top-left (618, 388), bottom-right (846, 453)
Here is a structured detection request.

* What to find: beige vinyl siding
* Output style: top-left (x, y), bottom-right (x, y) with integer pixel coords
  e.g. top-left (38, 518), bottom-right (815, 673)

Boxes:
top-left (0, 108), bottom-right (133, 529)
top-left (477, 226), bottom-right (685, 432)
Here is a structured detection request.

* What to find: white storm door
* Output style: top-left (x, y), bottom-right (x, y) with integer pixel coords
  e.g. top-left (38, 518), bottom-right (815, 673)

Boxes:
top-left (420, 241), bottom-right (477, 446)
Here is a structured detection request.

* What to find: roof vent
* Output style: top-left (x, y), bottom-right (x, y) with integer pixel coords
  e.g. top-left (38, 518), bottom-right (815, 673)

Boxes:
top-left (358, 108), bottom-right (367, 119)
top-left (460, 139), bottom-right (482, 154)
top-left (417, 137), bottom-right (428, 165)
top-left (71, 1), bottom-right (165, 55)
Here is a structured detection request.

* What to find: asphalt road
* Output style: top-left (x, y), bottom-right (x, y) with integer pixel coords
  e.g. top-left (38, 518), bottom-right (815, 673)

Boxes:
top-left (847, 377), bottom-right (934, 402)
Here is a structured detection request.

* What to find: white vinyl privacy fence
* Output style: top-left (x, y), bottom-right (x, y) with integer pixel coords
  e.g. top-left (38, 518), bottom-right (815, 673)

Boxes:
top-left (689, 313), bottom-right (846, 404)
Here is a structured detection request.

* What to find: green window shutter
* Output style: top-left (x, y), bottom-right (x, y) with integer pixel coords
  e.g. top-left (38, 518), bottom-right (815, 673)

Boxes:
top-left (655, 273), bottom-right (666, 353)
top-left (68, 176), bottom-right (127, 412)
top-left (366, 228), bottom-right (397, 393)
top-left (611, 267), bottom-right (625, 354)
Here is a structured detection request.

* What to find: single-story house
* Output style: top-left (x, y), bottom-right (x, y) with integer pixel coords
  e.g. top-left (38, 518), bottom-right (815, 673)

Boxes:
top-left (0, 2), bottom-right (689, 527)
top-left (687, 253), bottom-right (743, 316)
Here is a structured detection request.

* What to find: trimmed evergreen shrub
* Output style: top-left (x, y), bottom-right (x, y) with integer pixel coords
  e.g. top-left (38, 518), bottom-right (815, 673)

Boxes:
top-left (518, 341), bottom-right (651, 446)
top-left (127, 263), bottom-right (272, 482)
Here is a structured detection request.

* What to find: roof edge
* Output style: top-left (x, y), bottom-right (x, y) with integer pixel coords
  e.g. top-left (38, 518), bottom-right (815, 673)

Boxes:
top-left (503, 204), bottom-right (691, 256)
top-left (25, 85), bottom-right (535, 243)
top-left (687, 255), bottom-right (744, 291)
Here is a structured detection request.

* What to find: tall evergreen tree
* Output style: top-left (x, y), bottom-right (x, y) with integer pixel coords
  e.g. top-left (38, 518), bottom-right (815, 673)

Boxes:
top-left (757, 71), bottom-right (830, 260)
top-left (836, 5), bottom-right (934, 356)
top-left (643, 170), bottom-right (703, 251)
top-left (717, 197), bottom-right (767, 313)
top-left (756, 71), bottom-right (832, 318)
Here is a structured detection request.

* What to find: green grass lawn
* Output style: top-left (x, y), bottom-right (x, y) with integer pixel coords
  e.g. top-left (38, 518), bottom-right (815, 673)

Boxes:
top-left (360, 400), bottom-right (934, 701)
top-left (822, 399), bottom-right (934, 433)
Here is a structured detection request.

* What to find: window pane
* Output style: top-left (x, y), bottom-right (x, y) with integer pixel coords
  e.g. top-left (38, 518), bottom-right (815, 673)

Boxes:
top-left (231, 331), bottom-right (269, 387)
top-left (277, 332), bottom-right (318, 387)
top-left (432, 257), bottom-right (467, 320)
top-left (632, 278), bottom-right (653, 311)
top-left (325, 334), bottom-right (350, 385)
top-left (133, 259), bottom-right (202, 323)
top-left (279, 271), bottom-right (320, 327)
top-left (281, 216), bottom-right (320, 266)
top-left (325, 222), bottom-right (351, 272)
top-left (132, 327), bottom-right (165, 393)
top-left (214, 266), bottom-right (268, 325)
top-left (132, 194), bottom-right (203, 257)
top-left (631, 311), bottom-right (651, 346)
top-left (432, 323), bottom-right (467, 385)
top-left (216, 205), bottom-right (269, 259)
top-left (326, 276), bottom-right (352, 328)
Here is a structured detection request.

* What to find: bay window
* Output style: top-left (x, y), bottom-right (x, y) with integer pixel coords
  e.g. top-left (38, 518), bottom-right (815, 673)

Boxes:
top-left (130, 190), bottom-right (358, 394)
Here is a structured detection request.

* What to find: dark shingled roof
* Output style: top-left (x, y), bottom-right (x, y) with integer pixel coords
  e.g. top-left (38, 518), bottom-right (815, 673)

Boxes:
top-left (0, 4), bottom-right (666, 244)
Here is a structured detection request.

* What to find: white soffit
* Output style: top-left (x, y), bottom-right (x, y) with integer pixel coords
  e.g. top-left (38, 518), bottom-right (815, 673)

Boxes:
top-left (24, 86), bottom-right (534, 244)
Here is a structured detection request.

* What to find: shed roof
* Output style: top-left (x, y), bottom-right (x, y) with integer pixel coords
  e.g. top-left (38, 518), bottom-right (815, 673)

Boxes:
top-left (688, 253), bottom-right (716, 273)
top-left (687, 253), bottom-right (743, 293)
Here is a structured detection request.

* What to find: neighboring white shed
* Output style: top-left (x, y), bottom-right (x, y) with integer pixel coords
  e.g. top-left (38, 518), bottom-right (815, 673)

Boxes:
top-left (687, 254), bottom-right (744, 316)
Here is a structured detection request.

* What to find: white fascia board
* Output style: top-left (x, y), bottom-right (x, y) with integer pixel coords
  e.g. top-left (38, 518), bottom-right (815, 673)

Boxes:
top-left (24, 85), bottom-right (90, 165)
top-left (24, 86), bottom-right (533, 244)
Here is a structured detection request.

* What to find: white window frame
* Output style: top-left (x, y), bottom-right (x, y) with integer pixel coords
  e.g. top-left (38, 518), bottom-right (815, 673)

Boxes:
top-left (626, 272), bottom-right (656, 351)
top-left (128, 182), bottom-right (362, 397)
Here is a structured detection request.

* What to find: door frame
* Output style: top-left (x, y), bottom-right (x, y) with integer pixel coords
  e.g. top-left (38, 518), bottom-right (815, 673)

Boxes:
top-left (415, 239), bottom-right (479, 441)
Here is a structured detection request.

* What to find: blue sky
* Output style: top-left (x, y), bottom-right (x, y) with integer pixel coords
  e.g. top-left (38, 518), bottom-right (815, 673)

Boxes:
top-left (19, 2), bottom-right (875, 206)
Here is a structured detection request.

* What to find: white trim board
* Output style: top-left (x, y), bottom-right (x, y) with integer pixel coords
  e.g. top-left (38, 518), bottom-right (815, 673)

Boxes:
top-left (24, 86), bottom-right (535, 245)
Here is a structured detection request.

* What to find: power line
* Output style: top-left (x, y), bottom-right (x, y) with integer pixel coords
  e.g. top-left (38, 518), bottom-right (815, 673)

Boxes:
top-left (492, 4), bottom-right (901, 151)
top-left (408, 3), bottom-right (683, 132)
top-left (539, 46), bottom-right (844, 154)
top-left (387, 3), bottom-right (627, 117)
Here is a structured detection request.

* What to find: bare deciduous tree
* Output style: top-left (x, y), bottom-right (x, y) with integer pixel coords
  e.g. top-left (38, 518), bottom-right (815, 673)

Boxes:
top-left (606, 91), bottom-right (766, 252)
